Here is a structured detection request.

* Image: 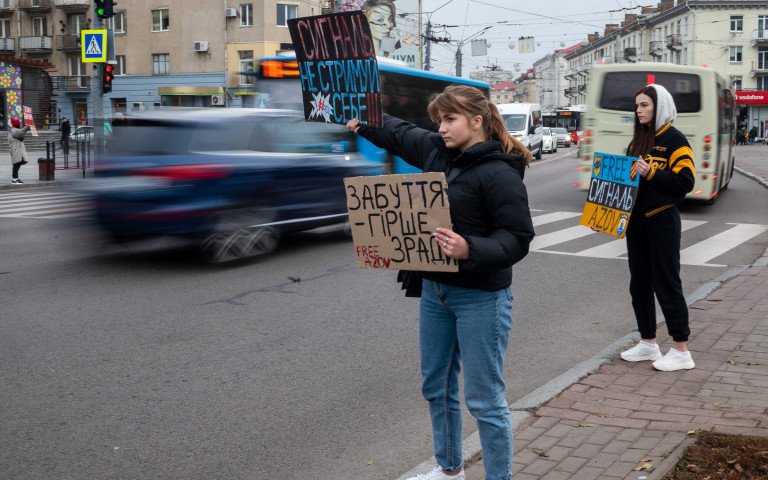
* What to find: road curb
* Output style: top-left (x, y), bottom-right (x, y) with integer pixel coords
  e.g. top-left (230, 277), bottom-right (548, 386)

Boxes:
top-left (399, 245), bottom-right (768, 479)
top-left (734, 164), bottom-right (768, 189)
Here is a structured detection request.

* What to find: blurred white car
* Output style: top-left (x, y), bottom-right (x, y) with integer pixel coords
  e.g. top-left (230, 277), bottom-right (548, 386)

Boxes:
top-left (541, 127), bottom-right (557, 153)
top-left (552, 127), bottom-right (571, 147)
top-left (70, 125), bottom-right (94, 143)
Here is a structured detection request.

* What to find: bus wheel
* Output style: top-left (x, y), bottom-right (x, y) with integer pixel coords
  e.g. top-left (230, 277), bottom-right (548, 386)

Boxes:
top-left (720, 159), bottom-right (735, 191)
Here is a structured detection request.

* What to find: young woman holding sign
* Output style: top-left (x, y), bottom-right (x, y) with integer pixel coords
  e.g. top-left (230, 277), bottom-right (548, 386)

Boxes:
top-left (620, 83), bottom-right (696, 372)
top-left (347, 85), bottom-right (534, 480)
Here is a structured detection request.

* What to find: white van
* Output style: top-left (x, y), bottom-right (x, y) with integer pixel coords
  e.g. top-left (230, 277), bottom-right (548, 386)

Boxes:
top-left (497, 103), bottom-right (544, 160)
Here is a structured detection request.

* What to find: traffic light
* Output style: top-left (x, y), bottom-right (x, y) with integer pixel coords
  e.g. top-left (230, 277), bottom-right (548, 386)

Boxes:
top-left (94, 0), bottom-right (114, 19)
top-left (102, 63), bottom-right (114, 94)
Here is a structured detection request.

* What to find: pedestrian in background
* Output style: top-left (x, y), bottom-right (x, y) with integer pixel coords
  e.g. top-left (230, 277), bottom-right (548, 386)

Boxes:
top-left (749, 125), bottom-right (758, 145)
top-left (620, 84), bottom-right (696, 372)
top-left (8, 118), bottom-right (30, 184)
top-left (347, 85), bottom-right (535, 480)
top-left (60, 116), bottom-right (71, 158)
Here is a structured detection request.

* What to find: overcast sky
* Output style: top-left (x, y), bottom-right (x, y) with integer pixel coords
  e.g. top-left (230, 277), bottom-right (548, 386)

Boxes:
top-left (419, 0), bottom-right (651, 77)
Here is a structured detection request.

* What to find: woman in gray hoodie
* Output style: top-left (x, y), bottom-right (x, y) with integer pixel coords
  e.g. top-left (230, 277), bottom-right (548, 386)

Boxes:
top-left (8, 118), bottom-right (30, 184)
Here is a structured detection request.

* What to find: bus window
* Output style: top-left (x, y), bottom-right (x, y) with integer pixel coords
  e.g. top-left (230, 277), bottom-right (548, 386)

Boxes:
top-left (599, 72), bottom-right (701, 112)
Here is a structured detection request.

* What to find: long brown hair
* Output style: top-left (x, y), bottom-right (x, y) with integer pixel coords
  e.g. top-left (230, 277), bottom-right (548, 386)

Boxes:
top-left (627, 85), bottom-right (657, 158)
top-left (427, 85), bottom-right (532, 165)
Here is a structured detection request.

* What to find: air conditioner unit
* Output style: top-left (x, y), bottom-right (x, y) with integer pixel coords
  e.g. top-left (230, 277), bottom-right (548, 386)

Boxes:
top-left (224, 7), bottom-right (238, 17)
top-left (211, 94), bottom-right (226, 106)
top-left (194, 41), bottom-right (209, 52)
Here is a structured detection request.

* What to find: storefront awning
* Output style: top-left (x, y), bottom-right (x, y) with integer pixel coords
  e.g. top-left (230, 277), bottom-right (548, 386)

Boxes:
top-left (158, 86), bottom-right (225, 96)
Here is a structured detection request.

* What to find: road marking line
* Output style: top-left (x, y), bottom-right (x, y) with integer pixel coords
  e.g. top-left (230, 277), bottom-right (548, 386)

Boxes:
top-left (680, 223), bottom-right (768, 266)
top-left (0, 200), bottom-right (86, 213)
top-left (530, 225), bottom-right (597, 250)
top-left (531, 211), bottom-right (582, 226)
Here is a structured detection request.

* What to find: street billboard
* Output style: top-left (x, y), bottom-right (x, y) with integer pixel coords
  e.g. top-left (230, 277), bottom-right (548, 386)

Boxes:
top-left (336, 0), bottom-right (421, 68)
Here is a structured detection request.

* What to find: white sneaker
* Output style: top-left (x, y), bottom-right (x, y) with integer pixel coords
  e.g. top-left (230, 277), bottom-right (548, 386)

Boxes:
top-left (406, 466), bottom-right (465, 480)
top-left (620, 341), bottom-right (662, 362)
top-left (653, 348), bottom-right (695, 371)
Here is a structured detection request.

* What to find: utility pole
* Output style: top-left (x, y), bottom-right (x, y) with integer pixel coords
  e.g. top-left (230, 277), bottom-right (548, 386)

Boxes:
top-left (455, 46), bottom-right (462, 77)
top-left (91, 15), bottom-right (103, 150)
top-left (425, 20), bottom-right (432, 71)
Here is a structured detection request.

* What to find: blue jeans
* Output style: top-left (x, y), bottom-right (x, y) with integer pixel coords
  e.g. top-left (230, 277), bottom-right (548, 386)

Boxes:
top-left (419, 279), bottom-right (514, 480)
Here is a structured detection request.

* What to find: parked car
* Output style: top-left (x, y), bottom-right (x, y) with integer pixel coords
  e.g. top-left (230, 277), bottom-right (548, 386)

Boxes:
top-left (81, 108), bottom-right (380, 263)
top-left (70, 125), bottom-right (94, 143)
top-left (552, 127), bottom-right (570, 147)
top-left (541, 127), bottom-right (557, 153)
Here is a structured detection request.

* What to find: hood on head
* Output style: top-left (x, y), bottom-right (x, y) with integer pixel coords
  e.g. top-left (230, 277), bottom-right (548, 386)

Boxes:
top-left (647, 83), bottom-right (676, 129)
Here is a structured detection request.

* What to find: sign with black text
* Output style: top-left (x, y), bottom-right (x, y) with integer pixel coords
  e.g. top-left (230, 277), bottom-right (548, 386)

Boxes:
top-left (579, 152), bottom-right (640, 238)
top-left (288, 11), bottom-right (383, 128)
top-left (344, 173), bottom-right (458, 272)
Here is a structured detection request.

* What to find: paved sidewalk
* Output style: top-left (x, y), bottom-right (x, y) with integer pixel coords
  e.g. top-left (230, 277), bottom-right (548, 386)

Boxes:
top-left (0, 150), bottom-right (93, 190)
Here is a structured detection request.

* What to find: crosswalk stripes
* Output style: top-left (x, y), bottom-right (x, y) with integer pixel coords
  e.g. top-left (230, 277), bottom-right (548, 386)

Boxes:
top-left (0, 190), bottom-right (90, 219)
top-left (529, 211), bottom-right (768, 267)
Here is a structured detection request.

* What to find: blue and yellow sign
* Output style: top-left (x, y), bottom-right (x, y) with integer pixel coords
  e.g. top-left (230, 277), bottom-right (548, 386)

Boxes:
top-left (579, 152), bottom-right (640, 238)
top-left (81, 29), bottom-right (107, 63)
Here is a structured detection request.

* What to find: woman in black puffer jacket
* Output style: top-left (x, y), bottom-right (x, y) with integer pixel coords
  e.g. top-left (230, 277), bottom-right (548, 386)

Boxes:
top-left (347, 85), bottom-right (535, 480)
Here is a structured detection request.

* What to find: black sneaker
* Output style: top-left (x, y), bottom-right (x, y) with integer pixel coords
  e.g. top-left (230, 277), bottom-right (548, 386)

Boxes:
top-left (20, 159), bottom-right (28, 165)
top-left (11, 178), bottom-right (23, 184)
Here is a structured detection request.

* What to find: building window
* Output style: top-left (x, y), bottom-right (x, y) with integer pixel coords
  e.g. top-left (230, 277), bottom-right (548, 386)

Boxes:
top-left (730, 16), bottom-right (743, 33)
top-left (0, 19), bottom-right (10, 37)
top-left (239, 50), bottom-right (254, 85)
top-left (107, 12), bottom-right (126, 34)
top-left (68, 56), bottom-right (86, 76)
top-left (683, 16), bottom-right (688, 36)
top-left (152, 53), bottom-right (170, 74)
top-left (240, 4), bottom-right (253, 26)
top-left (729, 46), bottom-right (742, 63)
top-left (758, 76), bottom-right (768, 91)
top-left (32, 17), bottom-right (48, 36)
top-left (277, 4), bottom-right (298, 27)
top-left (115, 55), bottom-right (126, 75)
top-left (731, 76), bottom-right (742, 91)
top-left (152, 9), bottom-right (170, 32)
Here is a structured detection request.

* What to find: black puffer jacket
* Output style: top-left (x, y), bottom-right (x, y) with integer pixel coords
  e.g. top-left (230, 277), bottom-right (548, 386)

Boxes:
top-left (357, 114), bottom-right (535, 291)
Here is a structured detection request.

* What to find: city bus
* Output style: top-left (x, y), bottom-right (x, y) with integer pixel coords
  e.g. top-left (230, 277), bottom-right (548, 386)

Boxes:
top-left (249, 54), bottom-right (491, 174)
top-left (578, 63), bottom-right (736, 204)
top-left (543, 104), bottom-right (586, 133)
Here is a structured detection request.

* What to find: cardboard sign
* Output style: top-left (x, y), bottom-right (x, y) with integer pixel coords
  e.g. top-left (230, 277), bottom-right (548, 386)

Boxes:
top-left (579, 152), bottom-right (640, 238)
top-left (288, 11), bottom-right (383, 128)
top-left (23, 106), bottom-right (38, 137)
top-left (344, 172), bottom-right (458, 272)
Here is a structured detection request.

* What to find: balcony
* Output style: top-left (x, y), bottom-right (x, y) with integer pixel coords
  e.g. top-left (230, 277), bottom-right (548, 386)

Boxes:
top-left (0, 0), bottom-right (15, 17)
top-left (19, 36), bottom-right (52, 52)
top-left (0, 36), bottom-right (14, 53)
top-left (564, 87), bottom-right (576, 97)
top-left (649, 40), bottom-right (664, 57)
top-left (577, 64), bottom-right (591, 76)
top-left (53, 75), bottom-right (90, 92)
top-left (577, 84), bottom-right (586, 93)
top-left (564, 68), bottom-right (577, 79)
top-left (54, 0), bottom-right (88, 12)
top-left (624, 47), bottom-right (638, 62)
top-left (750, 64), bottom-right (768, 78)
top-left (666, 34), bottom-right (682, 51)
top-left (752, 28), bottom-right (768, 46)
top-left (57, 34), bottom-right (80, 51)
top-left (18, 0), bottom-right (52, 12)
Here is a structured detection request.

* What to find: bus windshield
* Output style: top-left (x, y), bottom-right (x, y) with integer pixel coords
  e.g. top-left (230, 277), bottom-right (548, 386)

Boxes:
top-left (599, 72), bottom-right (701, 112)
top-left (502, 114), bottom-right (526, 131)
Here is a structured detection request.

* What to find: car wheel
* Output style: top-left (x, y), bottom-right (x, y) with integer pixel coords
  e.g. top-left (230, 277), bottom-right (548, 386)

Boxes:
top-left (200, 207), bottom-right (281, 263)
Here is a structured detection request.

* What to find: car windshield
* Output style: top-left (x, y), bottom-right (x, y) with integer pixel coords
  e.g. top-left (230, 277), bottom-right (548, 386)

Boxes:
top-left (542, 128), bottom-right (551, 135)
top-left (553, 128), bottom-right (567, 134)
top-left (502, 114), bottom-right (526, 131)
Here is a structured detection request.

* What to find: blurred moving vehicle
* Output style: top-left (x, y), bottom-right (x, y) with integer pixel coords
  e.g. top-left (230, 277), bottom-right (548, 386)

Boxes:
top-left (83, 108), bottom-right (379, 263)
top-left (541, 127), bottom-right (557, 153)
top-left (497, 103), bottom-right (544, 160)
top-left (552, 127), bottom-right (571, 147)
top-left (70, 125), bottom-right (94, 143)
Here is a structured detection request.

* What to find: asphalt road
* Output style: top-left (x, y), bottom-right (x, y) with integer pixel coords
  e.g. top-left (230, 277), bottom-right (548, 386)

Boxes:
top-left (1, 148), bottom-right (766, 480)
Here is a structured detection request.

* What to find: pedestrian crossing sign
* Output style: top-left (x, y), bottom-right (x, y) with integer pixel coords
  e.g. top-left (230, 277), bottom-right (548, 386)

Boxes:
top-left (81, 30), bottom-right (107, 63)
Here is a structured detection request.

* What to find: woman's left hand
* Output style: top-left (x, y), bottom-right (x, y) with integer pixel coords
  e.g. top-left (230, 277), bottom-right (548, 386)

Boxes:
top-left (434, 227), bottom-right (469, 260)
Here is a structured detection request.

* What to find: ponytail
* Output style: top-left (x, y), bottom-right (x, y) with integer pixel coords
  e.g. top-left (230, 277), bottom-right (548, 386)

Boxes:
top-left (486, 103), bottom-right (532, 165)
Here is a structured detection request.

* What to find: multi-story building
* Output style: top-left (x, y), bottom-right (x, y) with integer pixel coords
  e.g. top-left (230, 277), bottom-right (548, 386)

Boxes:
top-left (0, 0), bottom-right (320, 127)
top-left (561, 1), bottom-right (768, 133)
top-left (532, 52), bottom-right (568, 110)
top-left (490, 81), bottom-right (516, 104)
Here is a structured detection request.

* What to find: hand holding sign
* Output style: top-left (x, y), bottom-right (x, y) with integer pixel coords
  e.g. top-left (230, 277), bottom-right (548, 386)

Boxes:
top-left (579, 152), bottom-right (640, 238)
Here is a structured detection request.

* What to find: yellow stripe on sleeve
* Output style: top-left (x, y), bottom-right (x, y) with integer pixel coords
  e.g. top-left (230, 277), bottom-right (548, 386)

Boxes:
top-left (669, 146), bottom-right (695, 175)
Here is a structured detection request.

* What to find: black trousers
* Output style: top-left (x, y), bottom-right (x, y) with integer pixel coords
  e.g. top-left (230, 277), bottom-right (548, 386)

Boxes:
top-left (625, 207), bottom-right (690, 342)
top-left (12, 162), bottom-right (21, 179)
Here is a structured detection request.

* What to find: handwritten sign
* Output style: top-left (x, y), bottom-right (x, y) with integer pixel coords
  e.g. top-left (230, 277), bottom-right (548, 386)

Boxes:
top-left (23, 106), bottom-right (38, 137)
top-left (579, 152), bottom-right (640, 238)
top-left (288, 11), bottom-right (383, 128)
top-left (344, 173), bottom-right (458, 272)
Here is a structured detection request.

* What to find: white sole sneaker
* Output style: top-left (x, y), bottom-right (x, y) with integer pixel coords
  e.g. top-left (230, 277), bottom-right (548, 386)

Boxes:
top-left (652, 351), bottom-right (695, 371)
top-left (620, 342), bottom-right (663, 362)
